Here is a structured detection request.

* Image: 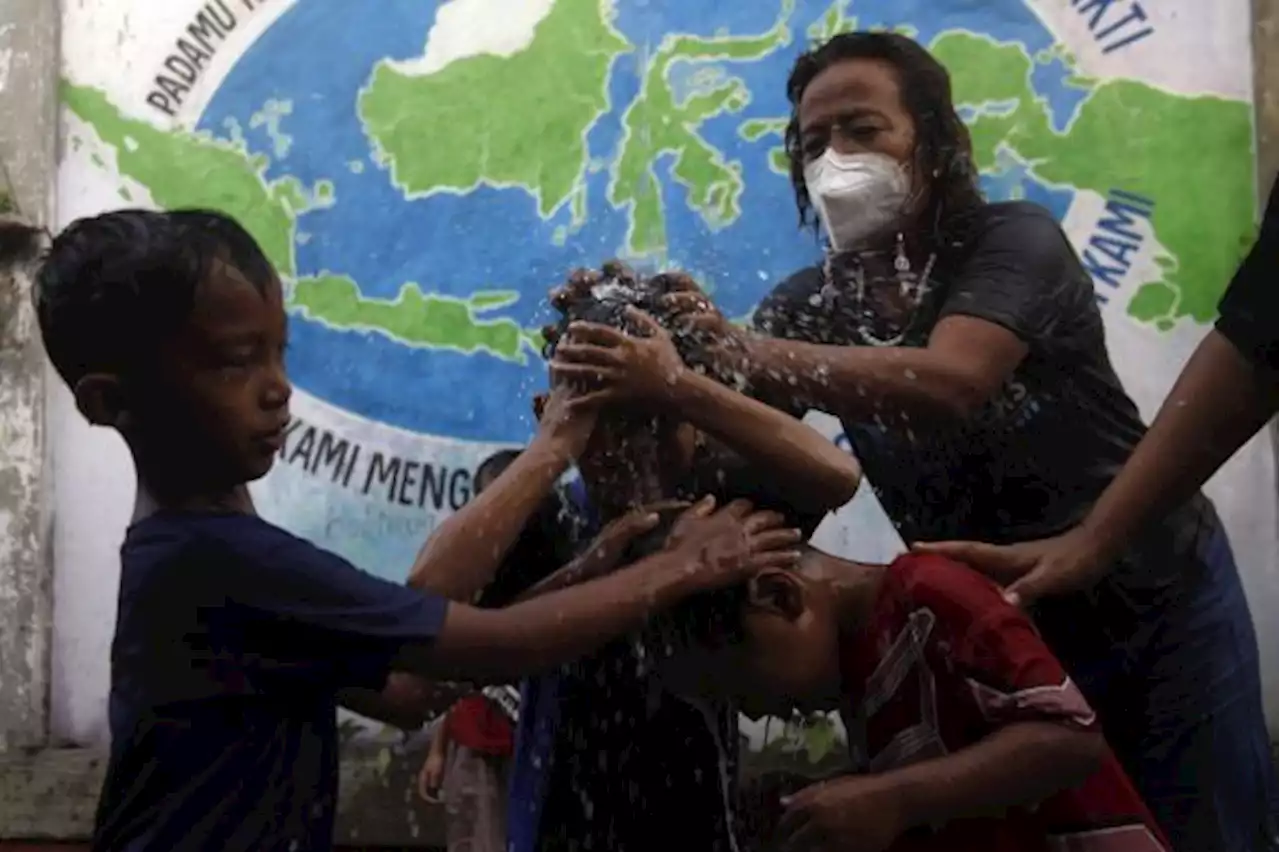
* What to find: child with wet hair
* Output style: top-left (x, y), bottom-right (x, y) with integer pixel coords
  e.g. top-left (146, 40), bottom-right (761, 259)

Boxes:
top-left (37, 211), bottom-right (805, 852)
top-left (416, 261), bottom-right (861, 852)
top-left (663, 547), bottom-right (1172, 852)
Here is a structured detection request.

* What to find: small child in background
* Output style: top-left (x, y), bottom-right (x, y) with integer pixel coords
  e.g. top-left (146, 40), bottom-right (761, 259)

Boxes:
top-left (35, 208), bottom-right (803, 852)
top-left (664, 547), bottom-right (1170, 852)
top-left (416, 449), bottom-right (543, 852)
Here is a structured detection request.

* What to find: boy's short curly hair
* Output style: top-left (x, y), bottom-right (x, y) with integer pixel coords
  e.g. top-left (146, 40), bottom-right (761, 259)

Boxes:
top-left (34, 208), bottom-right (276, 389)
top-left (544, 265), bottom-right (714, 369)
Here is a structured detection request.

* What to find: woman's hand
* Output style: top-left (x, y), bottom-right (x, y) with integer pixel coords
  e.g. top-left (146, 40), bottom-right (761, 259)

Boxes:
top-left (666, 496), bottom-right (803, 589)
top-left (549, 308), bottom-right (688, 405)
top-left (774, 775), bottom-right (907, 852)
top-left (531, 383), bottom-right (607, 462)
top-left (911, 526), bottom-right (1113, 609)
top-left (654, 273), bottom-right (754, 379)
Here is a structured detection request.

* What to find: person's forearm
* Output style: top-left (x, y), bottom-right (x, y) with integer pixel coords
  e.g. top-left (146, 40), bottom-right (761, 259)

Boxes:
top-left (670, 369), bottom-right (860, 510)
top-left (1080, 330), bottom-right (1277, 561)
top-left (428, 710), bottom-right (451, 759)
top-left (337, 674), bottom-right (466, 730)
top-left (886, 723), bottom-right (1104, 829)
top-left (742, 334), bottom-right (988, 422)
top-left (407, 436), bottom-right (571, 600)
top-left (510, 553), bottom-right (610, 604)
top-left (411, 550), bottom-right (701, 682)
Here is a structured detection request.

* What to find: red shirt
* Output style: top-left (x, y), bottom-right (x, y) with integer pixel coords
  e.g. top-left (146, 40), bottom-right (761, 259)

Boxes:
top-left (839, 554), bottom-right (1168, 852)
top-left (446, 695), bottom-right (514, 757)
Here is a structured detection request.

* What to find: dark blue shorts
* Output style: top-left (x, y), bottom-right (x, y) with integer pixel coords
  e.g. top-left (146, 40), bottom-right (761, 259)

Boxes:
top-left (1045, 514), bottom-right (1276, 852)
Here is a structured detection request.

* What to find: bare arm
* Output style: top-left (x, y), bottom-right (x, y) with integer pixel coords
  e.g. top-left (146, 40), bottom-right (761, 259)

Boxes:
top-left (511, 552), bottom-right (613, 603)
top-left (427, 709), bottom-right (451, 760)
top-left (396, 502), bottom-right (801, 683)
top-left (888, 723), bottom-right (1104, 827)
top-left (337, 674), bottom-right (468, 731)
top-left (399, 548), bottom-right (699, 682)
top-left (1078, 329), bottom-right (1276, 563)
top-left (553, 310), bottom-right (861, 509)
top-left (742, 314), bottom-right (1028, 423)
top-left (406, 436), bottom-right (570, 600)
top-left (670, 368), bottom-right (861, 509)
top-left (779, 722), bottom-right (1105, 848)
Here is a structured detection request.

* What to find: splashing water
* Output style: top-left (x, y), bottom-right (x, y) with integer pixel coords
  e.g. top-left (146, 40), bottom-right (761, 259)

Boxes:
top-left (676, 693), bottom-right (743, 852)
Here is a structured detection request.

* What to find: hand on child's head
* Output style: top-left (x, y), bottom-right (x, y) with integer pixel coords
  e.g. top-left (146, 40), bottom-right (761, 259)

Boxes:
top-left (666, 498), bottom-right (803, 588)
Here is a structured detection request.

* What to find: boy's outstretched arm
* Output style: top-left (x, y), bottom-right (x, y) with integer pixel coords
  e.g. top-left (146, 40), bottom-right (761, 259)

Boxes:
top-left (406, 386), bottom-right (595, 601)
top-left (398, 499), bottom-right (801, 683)
top-left (230, 502), bottom-right (792, 724)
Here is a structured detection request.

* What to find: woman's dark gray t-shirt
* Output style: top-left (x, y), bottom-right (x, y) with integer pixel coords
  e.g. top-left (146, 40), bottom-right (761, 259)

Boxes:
top-left (753, 201), bottom-right (1150, 547)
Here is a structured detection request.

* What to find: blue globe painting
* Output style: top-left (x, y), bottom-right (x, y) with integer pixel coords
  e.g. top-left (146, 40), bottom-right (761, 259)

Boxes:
top-left (78, 0), bottom-right (1102, 443)
top-left (62, 0), bottom-right (1257, 579)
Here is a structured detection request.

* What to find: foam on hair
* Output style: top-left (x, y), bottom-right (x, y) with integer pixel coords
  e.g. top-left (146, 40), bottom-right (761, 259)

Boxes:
top-left (544, 267), bottom-right (715, 370)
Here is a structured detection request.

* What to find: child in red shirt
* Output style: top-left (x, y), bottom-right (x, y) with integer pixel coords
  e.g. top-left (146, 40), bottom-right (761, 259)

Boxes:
top-left (666, 549), bottom-right (1169, 852)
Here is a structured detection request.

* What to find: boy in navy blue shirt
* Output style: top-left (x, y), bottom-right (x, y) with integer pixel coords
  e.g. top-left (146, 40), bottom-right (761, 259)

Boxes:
top-left (33, 209), bottom-right (804, 852)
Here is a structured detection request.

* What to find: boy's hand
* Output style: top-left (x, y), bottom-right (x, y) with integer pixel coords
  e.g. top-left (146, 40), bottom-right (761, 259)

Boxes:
top-left (579, 500), bottom-right (689, 576)
top-left (666, 497), bottom-right (802, 589)
top-left (549, 308), bottom-right (687, 406)
top-left (417, 751), bottom-right (445, 803)
top-left (775, 775), bottom-right (906, 852)
top-left (532, 383), bottom-right (607, 462)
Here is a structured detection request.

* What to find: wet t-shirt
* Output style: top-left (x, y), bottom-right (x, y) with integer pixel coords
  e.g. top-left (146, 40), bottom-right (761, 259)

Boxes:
top-left (837, 554), bottom-right (1168, 851)
top-left (508, 455), bottom-right (828, 852)
top-left (752, 199), bottom-right (1228, 686)
top-left (1215, 180), bottom-right (1277, 374)
top-left (93, 512), bottom-right (448, 852)
top-left (754, 201), bottom-right (1147, 547)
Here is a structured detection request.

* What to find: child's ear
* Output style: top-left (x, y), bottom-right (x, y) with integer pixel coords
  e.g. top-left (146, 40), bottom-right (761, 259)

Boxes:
top-left (746, 569), bottom-right (807, 622)
top-left (73, 373), bottom-right (132, 430)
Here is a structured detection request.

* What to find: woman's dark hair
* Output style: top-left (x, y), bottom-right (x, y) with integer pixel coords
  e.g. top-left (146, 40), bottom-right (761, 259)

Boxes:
top-left (783, 31), bottom-right (985, 255)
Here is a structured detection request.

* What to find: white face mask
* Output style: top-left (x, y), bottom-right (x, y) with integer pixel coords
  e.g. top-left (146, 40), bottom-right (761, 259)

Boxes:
top-left (804, 149), bottom-right (911, 251)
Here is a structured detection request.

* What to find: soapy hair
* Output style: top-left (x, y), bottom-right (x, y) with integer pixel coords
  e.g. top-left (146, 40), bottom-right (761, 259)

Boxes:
top-left (544, 266), bottom-right (713, 369)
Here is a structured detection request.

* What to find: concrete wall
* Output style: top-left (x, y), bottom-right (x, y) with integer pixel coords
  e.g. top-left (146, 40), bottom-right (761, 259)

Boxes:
top-left (0, 0), bottom-right (56, 755)
top-left (2, 0), bottom-right (1278, 843)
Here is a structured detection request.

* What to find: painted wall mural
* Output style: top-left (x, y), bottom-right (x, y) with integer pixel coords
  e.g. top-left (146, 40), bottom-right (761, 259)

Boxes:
top-left (52, 0), bottom-right (1275, 811)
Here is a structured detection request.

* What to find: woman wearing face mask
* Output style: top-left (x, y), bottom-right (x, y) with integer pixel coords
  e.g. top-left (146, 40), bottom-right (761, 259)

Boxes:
top-left (644, 31), bottom-right (1276, 852)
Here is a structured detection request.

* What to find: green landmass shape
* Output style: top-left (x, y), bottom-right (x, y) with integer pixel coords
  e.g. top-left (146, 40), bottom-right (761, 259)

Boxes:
top-left (61, 82), bottom-right (316, 277)
top-left (608, 0), bottom-right (795, 257)
top-left (292, 274), bottom-right (537, 363)
top-left (930, 30), bottom-right (1255, 326)
top-left (65, 82), bottom-right (537, 360)
top-left (357, 0), bottom-right (630, 220)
